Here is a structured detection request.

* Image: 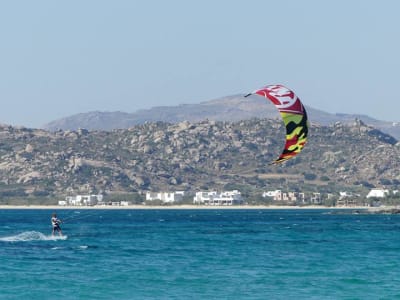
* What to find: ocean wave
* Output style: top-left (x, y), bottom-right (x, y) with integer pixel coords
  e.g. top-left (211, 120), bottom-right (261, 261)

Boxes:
top-left (0, 231), bottom-right (67, 242)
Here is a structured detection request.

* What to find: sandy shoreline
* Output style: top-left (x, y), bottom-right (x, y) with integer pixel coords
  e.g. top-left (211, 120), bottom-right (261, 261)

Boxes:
top-left (0, 204), bottom-right (369, 210)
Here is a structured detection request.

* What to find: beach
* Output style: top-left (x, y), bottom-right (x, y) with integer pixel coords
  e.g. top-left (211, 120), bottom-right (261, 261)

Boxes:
top-left (0, 204), bottom-right (369, 210)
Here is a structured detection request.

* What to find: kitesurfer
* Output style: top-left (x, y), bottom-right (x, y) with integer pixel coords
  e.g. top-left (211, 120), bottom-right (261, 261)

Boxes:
top-left (51, 213), bottom-right (63, 236)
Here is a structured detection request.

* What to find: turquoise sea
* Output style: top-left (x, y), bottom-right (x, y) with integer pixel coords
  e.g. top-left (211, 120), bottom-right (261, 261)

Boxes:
top-left (1, 209), bottom-right (400, 300)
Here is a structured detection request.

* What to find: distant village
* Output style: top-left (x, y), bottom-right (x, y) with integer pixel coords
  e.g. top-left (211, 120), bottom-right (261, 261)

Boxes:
top-left (58, 188), bottom-right (397, 207)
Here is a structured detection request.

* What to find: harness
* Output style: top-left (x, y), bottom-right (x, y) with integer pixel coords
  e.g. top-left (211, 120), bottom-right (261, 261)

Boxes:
top-left (52, 217), bottom-right (60, 227)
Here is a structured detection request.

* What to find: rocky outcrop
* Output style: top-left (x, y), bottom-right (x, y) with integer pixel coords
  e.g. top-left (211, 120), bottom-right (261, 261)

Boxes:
top-left (0, 119), bottom-right (399, 197)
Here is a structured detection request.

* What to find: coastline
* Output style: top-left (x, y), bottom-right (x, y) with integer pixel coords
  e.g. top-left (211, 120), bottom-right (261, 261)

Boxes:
top-left (0, 204), bottom-right (369, 210)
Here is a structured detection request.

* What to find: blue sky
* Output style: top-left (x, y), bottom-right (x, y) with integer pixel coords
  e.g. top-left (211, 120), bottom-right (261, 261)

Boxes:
top-left (0, 0), bottom-right (399, 128)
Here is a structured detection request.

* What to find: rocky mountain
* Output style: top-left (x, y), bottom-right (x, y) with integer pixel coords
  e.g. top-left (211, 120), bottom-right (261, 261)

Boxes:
top-left (1, 118), bottom-right (399, 203)
top-left (42, 95), bottom-right (400, 139)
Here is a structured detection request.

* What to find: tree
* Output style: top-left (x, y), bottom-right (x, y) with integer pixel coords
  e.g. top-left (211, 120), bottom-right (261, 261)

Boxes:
top-left (303, 173), bottom-right (317, 181)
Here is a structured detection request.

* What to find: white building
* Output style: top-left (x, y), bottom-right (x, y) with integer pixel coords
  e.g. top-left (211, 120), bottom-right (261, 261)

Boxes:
top-left (339, 191), bottom-right (352, 199)
top-left (366, 189), bottom-right (389, 198)
top-left (262, 190), bottom-right (279, 198)
top-left (145, 191), bottom-right (185, 203)
top-left (262, 190), bottom-right (305, 202)
top-left (193, 190), bottom-right (243, 205)
top-left (63, 194), bottom-right (103, 206)
top-left (310, 192), bottom-right (321, 204)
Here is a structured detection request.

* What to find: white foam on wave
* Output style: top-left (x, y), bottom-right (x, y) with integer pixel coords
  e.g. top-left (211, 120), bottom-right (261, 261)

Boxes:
top-left (0, 231), bottom-right (67, 242)
top-left (51, 246), bottom-right (64, 250)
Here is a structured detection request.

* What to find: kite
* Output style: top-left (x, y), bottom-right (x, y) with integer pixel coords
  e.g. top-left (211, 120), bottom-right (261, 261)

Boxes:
top-left (245, 84), bottom-right (308, 164)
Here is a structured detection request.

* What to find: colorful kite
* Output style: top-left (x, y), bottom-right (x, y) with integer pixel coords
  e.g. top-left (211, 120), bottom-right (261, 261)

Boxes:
top-left (245, 84), bottom-right (308, 164)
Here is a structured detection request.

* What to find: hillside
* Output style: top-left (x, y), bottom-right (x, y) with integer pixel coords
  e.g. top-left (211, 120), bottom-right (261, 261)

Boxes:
top-left (0, 118), bottom-right (399, 203)
top-left (42, 95), bottom-right (400, 139)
